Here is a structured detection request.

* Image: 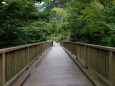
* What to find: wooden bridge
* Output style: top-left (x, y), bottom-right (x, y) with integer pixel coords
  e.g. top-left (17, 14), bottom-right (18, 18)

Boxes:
top-left (0, 41), bottom-right (115, 86)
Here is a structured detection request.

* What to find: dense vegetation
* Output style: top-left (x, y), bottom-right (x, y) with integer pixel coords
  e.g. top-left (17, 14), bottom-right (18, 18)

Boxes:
top-left (0, 0), bottom-right (53, 48)
top-left (56, 0), bottom-right (115, 47)
top-left (0, 0), bottom-right (115, 48)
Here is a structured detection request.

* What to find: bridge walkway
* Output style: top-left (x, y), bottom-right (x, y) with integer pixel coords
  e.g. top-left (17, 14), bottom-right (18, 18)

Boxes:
top-left (23, 42), bottom-right (93, 86)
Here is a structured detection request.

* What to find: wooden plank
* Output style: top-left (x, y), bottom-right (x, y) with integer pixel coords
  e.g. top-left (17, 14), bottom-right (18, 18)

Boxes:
top-left (63, 42), bottom-right (115, 86)
top-left (0, 42), bottom-right (49, 54)
top-left (64, 42), bottom-right (115, 51)
top-left (112, 52), bottom-right (115, 86)
top-left (0, 42), bottom-right (51, 86)
top-left (0, 54), bottom-right (3, 86)
top-left (3, 53), bottom-right (6, 86)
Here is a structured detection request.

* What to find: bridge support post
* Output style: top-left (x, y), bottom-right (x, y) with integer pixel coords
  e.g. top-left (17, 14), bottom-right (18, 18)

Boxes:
top-left (41, 44), bottom-right (43, 53)
top-left (85, 45), bottom-right (88, 69)
top-left (109, 51), bottom-right (112, 86)
top-left (27, 46), bottom-right (30, 68)
top-left (2, 53), bottom-right (6, 86)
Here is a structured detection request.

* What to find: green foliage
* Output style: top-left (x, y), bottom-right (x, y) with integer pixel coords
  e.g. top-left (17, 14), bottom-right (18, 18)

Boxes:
top-left (110, 35), bottom-right (115, 47)
top-left (0, 0), bottom-right (52, 48)
top-left (56, 0), bottom-right (115, 47)
top-left (0, 0), bottom-right (115, 48)
top-left (16, 21), bottom-right (53, 45)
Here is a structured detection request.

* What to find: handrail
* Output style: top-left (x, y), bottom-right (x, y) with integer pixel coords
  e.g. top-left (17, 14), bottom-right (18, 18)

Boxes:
top-left (62, 42), bottom-right (115, 86)
top-left (0, 42), bottom-right (52, 86)
top-left (0, 42), bottom-right (48, 53)
top-left (65, 42), bottom-right (115, 51)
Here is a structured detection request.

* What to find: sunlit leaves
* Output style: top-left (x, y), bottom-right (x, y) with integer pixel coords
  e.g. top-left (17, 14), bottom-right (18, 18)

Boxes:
top-left (90, 0), bottom-right (104, 9)
top-left (52, 7), bottom-right (67, 17)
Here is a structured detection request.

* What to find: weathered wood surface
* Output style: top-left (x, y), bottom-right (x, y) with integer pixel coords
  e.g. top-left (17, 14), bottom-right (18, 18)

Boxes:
top-left (23, 42), bottom-right (93, 86)
top-left (62, 42), bottom-right (115, 86)
top-left (0, 42), bottom-right (52, 86)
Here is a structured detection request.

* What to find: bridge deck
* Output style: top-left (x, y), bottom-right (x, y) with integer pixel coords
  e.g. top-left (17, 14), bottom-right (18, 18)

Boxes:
top-left (23, 42), bottom-right (93, 86)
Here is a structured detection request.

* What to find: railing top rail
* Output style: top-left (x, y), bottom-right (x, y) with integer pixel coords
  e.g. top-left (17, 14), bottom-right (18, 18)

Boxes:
top-left (64, 41), bottom-right (115, 52)
top-left (0, 42), bottom-right (48, 54)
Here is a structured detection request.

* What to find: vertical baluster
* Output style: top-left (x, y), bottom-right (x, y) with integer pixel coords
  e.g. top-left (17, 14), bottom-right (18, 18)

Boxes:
top-left (109, 51), bottom-right (112, 86)
top-left (85, 45), bottom-right (88, 69)
top-left (111, 51), bottom-right (115, 86)
top-left (27, 46), bottom-right (29, 67)
top-left (2, 53), bottom-right (6, 86)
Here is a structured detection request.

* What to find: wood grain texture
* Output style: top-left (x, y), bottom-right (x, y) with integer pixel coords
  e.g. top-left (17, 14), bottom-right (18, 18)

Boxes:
top-left (62, 42), bottom-right (115, 86)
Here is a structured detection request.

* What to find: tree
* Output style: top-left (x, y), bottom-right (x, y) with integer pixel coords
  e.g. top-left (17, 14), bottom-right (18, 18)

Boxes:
top-left (0, 0), bottom-right (52, 48)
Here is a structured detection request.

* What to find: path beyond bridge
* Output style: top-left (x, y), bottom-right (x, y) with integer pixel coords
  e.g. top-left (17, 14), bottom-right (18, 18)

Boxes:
top-left (23, 42), bottom-right (93, 86)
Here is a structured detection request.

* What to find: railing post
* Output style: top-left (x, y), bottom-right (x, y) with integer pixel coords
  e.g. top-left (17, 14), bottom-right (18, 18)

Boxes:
top-left (2, 53), bottom-right (6, 86)
top-left (41, 44), bottom-right (42, 53)
top-left (37, 44), bottom-right (39, 57)
top-left (109, 51), bottom-right (112, 86)
top-left (27, 47), bottom-right (30, 67)
top-left (85, 45), bottom-right (88, 69)
top-left (51, 41), bottom-right (53, 46)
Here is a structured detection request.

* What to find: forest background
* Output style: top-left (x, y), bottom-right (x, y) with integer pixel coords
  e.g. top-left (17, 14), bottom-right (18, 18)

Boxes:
top-left (0, 0), bottom-right (115, 48)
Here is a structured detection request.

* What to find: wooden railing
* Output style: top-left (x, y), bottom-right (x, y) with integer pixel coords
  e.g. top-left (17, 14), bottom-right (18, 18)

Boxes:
top-left (62, 42), bottom-right (115, 86)
top-left (0, 42), bottom-right (52, 86)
